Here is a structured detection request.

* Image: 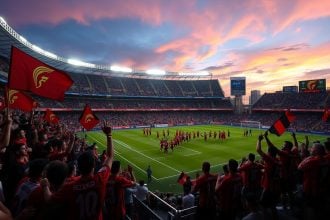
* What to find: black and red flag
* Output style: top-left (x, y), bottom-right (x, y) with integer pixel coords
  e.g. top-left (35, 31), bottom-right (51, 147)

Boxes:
top-left (79, 105), bottom-right (100, 130)
top-left (322, 108), bottom-right (330, 122)
top-left (5, 87), bottom-right (37, 112)
top-left (8, 46), bottom-right (73, 101)
top-left (44, 109), bottom-right (59, 124)
top-left (269, 110), bottom-right (296, 136)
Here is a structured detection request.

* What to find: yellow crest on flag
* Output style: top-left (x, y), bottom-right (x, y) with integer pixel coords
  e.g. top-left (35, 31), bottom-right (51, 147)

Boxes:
top-left (8, 89), bottom-right (18, 104)
top-left (85, 114), bottom-right (94, 123)
top-left (33, 66), bottom-right (54, 88)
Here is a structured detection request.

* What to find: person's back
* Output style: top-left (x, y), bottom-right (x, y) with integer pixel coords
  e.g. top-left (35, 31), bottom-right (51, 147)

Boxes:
top-left (104, 161), bottom-right (135, 220)
top-left (193, 161), bottom-right (217, 220)
top-left (11, 159), bottom-right (48, 217)
top-left (217, 159), bottom-right (243, 220)
top-left (182, 193), bottom-right (195, 209)
top-left (27, 160), bottom-right (69, 220)
top-left (239, 153), bottom-right (263, 197)
top-left (50, 152), bottom-right (110, 220)
top-left (136, 180), bottom-right (148, 203)
top-left (41, 121), bottom-right (114, 220)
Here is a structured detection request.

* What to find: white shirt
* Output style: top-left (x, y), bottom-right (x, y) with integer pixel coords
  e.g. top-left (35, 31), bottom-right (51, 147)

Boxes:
top-left (136, 185), bottom-right (148, 201)
top-left (182, 193), bottom-right (195, 209)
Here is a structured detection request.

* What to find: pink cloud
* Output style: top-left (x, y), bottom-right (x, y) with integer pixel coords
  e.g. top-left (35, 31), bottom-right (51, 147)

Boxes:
top-left (215, 41), bottom-right (330, 96)
top-left (2, 0), bottom-right (330, 93)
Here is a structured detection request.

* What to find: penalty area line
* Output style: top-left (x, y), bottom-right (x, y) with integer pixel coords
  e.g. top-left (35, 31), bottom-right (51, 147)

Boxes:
top-left (89, 135), bottom-right (160, 181)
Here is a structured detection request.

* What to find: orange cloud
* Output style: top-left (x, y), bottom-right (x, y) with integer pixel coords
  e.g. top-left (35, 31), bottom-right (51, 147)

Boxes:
top-left (216, 41), bottom-right (330, 96)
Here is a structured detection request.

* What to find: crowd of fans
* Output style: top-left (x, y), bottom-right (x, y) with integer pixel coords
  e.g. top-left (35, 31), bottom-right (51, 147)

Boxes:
top-left (253, 92), bottom-right (329, 110)
top-left (0, 109), bottom-right (329, 219)
top-left (34, 97), bottom-right (233, 110)
top-left (29, 111), bottom-right (326, 134)
top-left (190, 132), bottom-right (330, 220)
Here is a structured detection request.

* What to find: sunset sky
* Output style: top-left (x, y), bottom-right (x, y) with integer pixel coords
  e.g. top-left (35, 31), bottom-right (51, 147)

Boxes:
top-left (1, 0), bottom-right (330, 98)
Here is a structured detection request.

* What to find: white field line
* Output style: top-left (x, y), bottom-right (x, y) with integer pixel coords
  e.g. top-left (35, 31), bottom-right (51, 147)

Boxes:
top-left (183, 152), bottom-right (201, 157)
top-left (154, 156), bottom-right (167, 160)
top-left (156, 161), bottom-right (228, 180)
top-left (92, 134), bottom-right (261, 182)
top-left (89, 136), bottom-right (159, 180)
top-left (114, 139), bottom-right (181, 173)
top-left (180, 146), bottom-right (201, 154)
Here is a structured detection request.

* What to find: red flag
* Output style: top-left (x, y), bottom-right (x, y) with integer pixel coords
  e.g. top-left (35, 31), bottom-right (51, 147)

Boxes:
top-left (44, 109), bottom-right (59, 124)
top-left (322, 108), bottom-right (330, 122)
top-left (269, 110), bottom-right (296, 136)
top-left (8, 46), bottom-right (73, 101)
top-left (5, 87), bottom-right (37, 112)
top-left (79, 105), bottom-right (100, 130)
top-left (177, 172), bottom-right (188, 185)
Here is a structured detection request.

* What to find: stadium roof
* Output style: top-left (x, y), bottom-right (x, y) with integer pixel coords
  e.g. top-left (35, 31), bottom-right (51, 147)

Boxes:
top-left (0, 17), bottom-right (214, 80)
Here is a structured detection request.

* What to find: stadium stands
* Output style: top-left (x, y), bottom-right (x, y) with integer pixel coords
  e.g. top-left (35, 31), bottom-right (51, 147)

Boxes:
top-left (66, 72), bottom-right (224, 97)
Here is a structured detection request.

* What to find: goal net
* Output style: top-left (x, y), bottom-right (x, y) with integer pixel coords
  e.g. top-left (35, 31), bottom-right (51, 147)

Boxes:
top-left (240, 120), bottom-right (261, 129)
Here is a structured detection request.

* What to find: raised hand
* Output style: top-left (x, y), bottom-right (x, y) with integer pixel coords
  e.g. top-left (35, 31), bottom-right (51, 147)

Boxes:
top-left (102, 120), bottom-right (112, 136)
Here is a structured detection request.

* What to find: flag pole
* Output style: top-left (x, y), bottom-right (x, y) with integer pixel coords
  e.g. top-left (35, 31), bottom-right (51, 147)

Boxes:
top-left (6, 46), bottom-right (15, 118)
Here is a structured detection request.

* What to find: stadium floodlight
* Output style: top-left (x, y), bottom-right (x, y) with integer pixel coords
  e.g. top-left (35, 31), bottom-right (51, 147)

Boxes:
top-left (178, 71), bottom-right (210, 76)
top-left (146, 69), bottom-right (166, 75)
top-left (32, 45), bottom-right (44, 53)
top-left (19, 36), bottom-right (27, 43)
top-left (0, 17), bottom-right (6, 24)
top-left (110, 65), bottom-right (133, 73)
top-left (68, 59), bottom-right (96, 68)
top-left (44, 51), bottom-right (57, 59)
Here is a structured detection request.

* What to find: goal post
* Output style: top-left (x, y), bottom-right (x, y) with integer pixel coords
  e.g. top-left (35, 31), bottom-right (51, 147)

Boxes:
top-left (240, 120), bottom-right (261, 129)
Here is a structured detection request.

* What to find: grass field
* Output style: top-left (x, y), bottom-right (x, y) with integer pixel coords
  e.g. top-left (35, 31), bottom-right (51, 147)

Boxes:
top-left (85, 125), bottom-right (327, 193)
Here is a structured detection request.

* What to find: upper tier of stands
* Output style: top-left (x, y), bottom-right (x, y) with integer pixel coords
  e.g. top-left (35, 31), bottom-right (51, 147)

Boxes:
top-left (34, 97), bottom-right (233, 110)
top-left (69, 72), bottom-right (224, 97)
top-left (0, 55), bottom-right (224, 98)
top-left (252, 91), bottom-right (329, 109)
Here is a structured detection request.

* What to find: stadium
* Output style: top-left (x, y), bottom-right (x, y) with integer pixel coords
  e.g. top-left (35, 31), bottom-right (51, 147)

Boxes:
top-left (0, 14), bottom-right (330, 220)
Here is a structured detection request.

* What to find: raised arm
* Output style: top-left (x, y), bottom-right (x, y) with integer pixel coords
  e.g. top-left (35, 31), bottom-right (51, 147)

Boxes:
top-left (64, 132), bottom-right (75, 155)
top-left (102, 120), bottom-right (114, 168)
top-left (291, 132), bottom-right (298, 149)
top-left (264, 131), bottom-right (276, 149)
top-left (256, 134), bottom-right (266, 157)
top-left (305, 135), bottom-right (309, 149)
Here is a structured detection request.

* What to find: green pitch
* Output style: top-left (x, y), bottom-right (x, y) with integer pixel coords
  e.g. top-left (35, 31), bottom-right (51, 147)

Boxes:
top-left (85, 125), bottom-right (327, 193)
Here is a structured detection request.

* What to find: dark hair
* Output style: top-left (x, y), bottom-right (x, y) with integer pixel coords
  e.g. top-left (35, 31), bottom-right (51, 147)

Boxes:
top-left (46, 160), bottom-right (68, 188)
top-left (284, 141), bottom-right (293, 149)
top-left (78, 152), bottom-right (95, 175)
top-left (222, 164), bottom-right (229, 174)
top-left (324, 141), bottom-right (330, 151)
top-left (67, 161), bottom-right (76, 176)
top-left (202, 161), bottom-right (210, 173)
top-left (111, 160), bottom-right (121, 174)
top-left (228, 159), bottom-right (238, 173)
top-left (248, 153), bottom-right (255, 162)
top-left (139, 180), bottom-right (145, 186)
top-left (12, 143), bottom-right (25, 153)
top-left (28, 159), bottom-right (49, 179)
top-left (268, 146), bottom-right (278, 158)
top-left (50, 139), bottom-right (63, 148)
